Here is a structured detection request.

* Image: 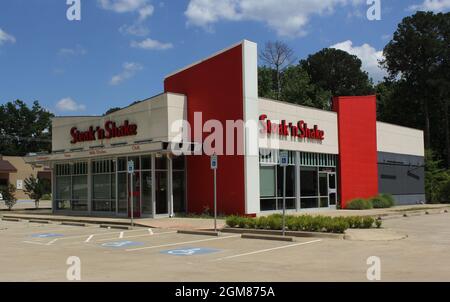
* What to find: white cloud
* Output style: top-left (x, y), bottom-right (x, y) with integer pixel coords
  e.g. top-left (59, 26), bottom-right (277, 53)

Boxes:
top-left (98, 0), bottom-right (154, 20)
top-left (119, 23), bottom-right (150, 36)
top-left (110, 62), bottom-right (143, 85)
top-left (330, 40), bottom-right (386, 83)
top-left (99, 0), bottom-right (155, 37)
top-left (131, 38), bottom-right (173, 50)
top-left (0, 28), bottom-right (16, 46)
top-left (185, 0), bottom-right (365, 37)
top-left (409, 0), bottom-right (450, 12)
top-left (56, 98), bottom-right (86, 112)
top-left (58, 45), bottom-right (87, 56)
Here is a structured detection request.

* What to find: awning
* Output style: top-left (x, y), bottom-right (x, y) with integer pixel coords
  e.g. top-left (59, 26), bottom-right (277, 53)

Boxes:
top-left (0, 160), bottom-right (17, 173)
top-left (24, 141), bottom-right (197, 165)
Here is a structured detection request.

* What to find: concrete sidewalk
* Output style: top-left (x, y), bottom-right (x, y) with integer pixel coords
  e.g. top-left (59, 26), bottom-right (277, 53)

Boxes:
top-left (281, 204), bottom-right (450, 219)
top-left (0, 212), bottom-right (226, 230)
top-left (1, 204), bottom-right (448, 231)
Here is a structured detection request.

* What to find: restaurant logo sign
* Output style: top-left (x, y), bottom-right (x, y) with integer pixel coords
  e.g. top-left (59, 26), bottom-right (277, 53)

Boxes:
top-left (259, 114), bottom-right (325, 141)
top-left (70, 120), bottom-right (138, 144)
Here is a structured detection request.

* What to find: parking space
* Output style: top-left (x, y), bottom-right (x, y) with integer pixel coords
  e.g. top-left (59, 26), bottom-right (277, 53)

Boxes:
top-left (1, 214), bottom-right (450, 281)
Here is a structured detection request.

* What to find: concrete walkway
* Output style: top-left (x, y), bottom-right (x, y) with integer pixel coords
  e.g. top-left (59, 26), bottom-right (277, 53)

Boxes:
top-left (282, 204), bottom-right (450, 219)
top-left (0, 212), bottom-right (226, 230)
top-left (1, 204), bottom-right (448, 231)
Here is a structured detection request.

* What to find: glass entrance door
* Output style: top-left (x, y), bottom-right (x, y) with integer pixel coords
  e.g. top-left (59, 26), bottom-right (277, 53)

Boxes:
top-left (155, 171), bottom-right (168, 215)
top-left (128, 171), bottom-right (141, 218)
top-left (328, 173), bottom-right (337, 207)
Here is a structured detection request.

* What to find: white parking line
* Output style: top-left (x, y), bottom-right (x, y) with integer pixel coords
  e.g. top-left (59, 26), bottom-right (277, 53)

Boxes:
top-left (119, 232), bottom-right (124, 239)
top-left (23, 241), bottom-right (48, 246)
top-left (85, 235), bottom-right (95, 243)
top-left (215, 239), bottom-right (322, 261)
top-left (46, 238), bottom-right (59, 246)
top-left (97, 230), bottom-right (177, 242)
top-left (126, 235), bottom-right (241, 252)
top-left (148, 228), bottom-right (153, 235)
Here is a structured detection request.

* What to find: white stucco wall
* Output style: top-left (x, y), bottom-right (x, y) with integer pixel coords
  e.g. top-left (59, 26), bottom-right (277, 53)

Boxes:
top-left (376, 122), bottom-right (425, 157)
top-left (258, 99), bottom-right (339, 155)
top-left (52, 93), bottom-right (186, 152)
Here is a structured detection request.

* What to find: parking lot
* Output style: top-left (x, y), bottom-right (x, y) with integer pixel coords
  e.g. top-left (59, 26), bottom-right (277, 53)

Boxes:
top-left (0, 213), bottom-right (449, 282)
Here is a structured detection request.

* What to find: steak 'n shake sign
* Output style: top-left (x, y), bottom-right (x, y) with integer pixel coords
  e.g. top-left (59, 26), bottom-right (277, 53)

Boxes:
top-left (70, 120), bottom-right (138, 144)
top-left (259, 114), bottom-right (325, 141)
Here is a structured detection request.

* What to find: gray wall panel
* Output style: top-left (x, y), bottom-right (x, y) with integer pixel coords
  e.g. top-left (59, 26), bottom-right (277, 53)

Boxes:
top-left (378, 152), bottom-right (425, 205)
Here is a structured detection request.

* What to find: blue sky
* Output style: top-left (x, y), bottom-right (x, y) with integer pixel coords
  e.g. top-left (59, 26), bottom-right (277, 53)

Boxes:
top-left (0, 0), bottom-right (449, 116)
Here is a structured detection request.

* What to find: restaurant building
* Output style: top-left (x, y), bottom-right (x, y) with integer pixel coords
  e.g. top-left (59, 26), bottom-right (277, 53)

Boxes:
top-left (27, 40), bottom-right (425, 218)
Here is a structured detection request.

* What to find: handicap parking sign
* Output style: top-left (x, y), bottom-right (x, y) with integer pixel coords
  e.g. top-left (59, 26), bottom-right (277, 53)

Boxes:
top-left (101, 241), bottom-right (144, 249)
top-left (161, 247), bottom-right (221, 256)
top-left (32, 233), bottom-right (64, 238)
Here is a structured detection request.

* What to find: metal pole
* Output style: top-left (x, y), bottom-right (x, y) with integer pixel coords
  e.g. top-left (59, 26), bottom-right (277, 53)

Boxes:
top-left (130, 173), bottom-right (134, 229)
top-left (282, 165), bottom-right (286, 236)
top-left (214, 168), bottom-right (217, 232)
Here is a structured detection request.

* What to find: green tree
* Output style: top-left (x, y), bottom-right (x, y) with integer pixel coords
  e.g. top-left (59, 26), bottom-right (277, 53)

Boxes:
top-left (382, 12), bottom-right (450, 166)
top-left (104, 107), bottom-right (122, 116)
top-left (0, 100), bottom-right (53, 156)
top-left (300, 48), bottom-right (374, 97)
top-left (425, 150), bottom-right (450, 203)
top-left (258, 66), bottom-right (278, 100)
top-left (24, 176), bottom-right (45, 209)
top-left (1, 184), bottom-right (17, 211)
top-left (259, 66), bottom-right (332, 110)
top-left (259, 41), bottom-right (296, 100)
top-left (280, 66), bottom-right (331, 110)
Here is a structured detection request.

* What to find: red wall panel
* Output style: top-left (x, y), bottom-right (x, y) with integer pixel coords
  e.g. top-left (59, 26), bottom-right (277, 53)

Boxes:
top-left (164, 45), bottom-right (246, 215)
top-left (333, 96), bottom-right (379, 208)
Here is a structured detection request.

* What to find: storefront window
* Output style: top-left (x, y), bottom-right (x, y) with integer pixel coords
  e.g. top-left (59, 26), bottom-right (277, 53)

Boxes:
top-left (117, 172), bottom-right (127, 213)
top-left (277, 166), bottom-right (295, 198)
top-left (55, 176), bottom-right (71, 210)
top-left (300, 167), bottom-right (318, 197)
top-left (155, 171), bottom-right (168, 215)
top-left (92, 159), bottom-right (116, 212)
top-left (55, 162), bottom-right (88, 211)
top-left (173, 171), bottom-right (185, 213)
top-left (260, 166), bottom-right (276, 197)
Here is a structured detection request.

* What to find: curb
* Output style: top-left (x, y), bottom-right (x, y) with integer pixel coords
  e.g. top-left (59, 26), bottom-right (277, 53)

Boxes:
top-left (1, 217), bottom-right (20, 222)
top-left (221, 228), bottom-right (344, 239)
top-left (177, 230), bottom-right (220, 237)
top-left (100, 224), bottom-right (131, 230)
top-left (1, 214), bottom-right (151, 228)
top-left (28, 220), bottom-right (50, 224)
top-left (241, 233), bottom-right (294, 242)
top-left (61, 222), bottom-right (87, 227)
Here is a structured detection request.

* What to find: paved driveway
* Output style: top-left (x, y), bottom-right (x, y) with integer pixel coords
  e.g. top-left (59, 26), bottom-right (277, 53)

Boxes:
top-left (0, 213), bottom-right (449, 281)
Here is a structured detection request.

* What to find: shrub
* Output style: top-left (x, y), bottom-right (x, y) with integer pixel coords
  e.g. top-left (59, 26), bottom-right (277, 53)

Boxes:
top-left (226, 214), bottom-right (378, 233)
top-left (267, 215), bottom-right (282, 230)
top-left (346, 199), bottom-right (373, 210)
top-left (238, 217), bottom-right (249, 228)
top-left (328, 219), bottom-right (350, 233)
top-left (226, 215), bottom-right (240, 228)
top-left (256, 216), bottom-right (268, 229)
top-left (378, 194), bottom-right (395, 207)
top-left (1, 184), bottom-right (17, 210)
top-left (346, 216), bottom-right (363, 228)
top-left (361, 217), bottom-right (375, 228)
top-left (375, 219), bottom-right (382, 228)
top-left (41, 193), bottom-right (52, 201)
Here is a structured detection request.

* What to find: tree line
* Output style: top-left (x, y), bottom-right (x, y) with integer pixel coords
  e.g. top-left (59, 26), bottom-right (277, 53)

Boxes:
top-left (259, 11), bottom-right (449, 173)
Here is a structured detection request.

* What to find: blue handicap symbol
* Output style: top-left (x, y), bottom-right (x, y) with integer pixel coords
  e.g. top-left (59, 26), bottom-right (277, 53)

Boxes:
top-left (101, 241), bottom-right (144, 249)
top-left (32, 233), bottom-right (64, 238)
top-left (160, 247), bottom-right (221, 256)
